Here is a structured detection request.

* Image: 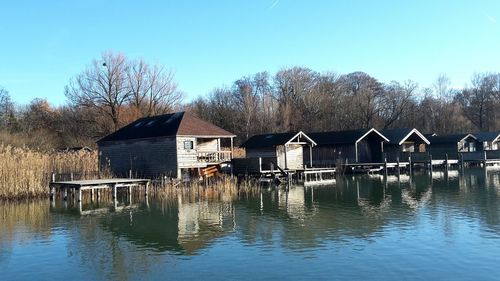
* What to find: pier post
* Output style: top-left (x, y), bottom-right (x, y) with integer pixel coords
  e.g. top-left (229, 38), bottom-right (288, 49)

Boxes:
top-left (63, 187), bottom-right (68, 201)
top-left (113, 185), bottom-right (117, 200)
top-left (145, 182), bottom-right (149, 197)
top-left (408, 156), bottom-right (412, 174)
top-left (77, 188), bottom-right (82, 202)
top-left (383, 155), bottom-right (388, 177)
top-left (51, 172), bottom-right (56, 183)
top-left (396, 156), bottom-right (400, 176)
top-left (50, 186), bottom-right (55, 201)
top-left (90, 188), bottom-right (94, 202)
top-left (445, 154), bottom-right (449, 171)
top-left (429, 154), bottom-right (433, 174)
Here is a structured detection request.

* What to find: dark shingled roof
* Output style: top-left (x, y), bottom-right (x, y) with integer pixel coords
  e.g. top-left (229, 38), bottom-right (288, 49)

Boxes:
top-left (382, 128), bottom-right (430, 145)
top-left (427, 133), bottom-right (475, 144)
top-left (474, 132), bottom-right (500, 142)
top-left (308, 128), bottom-right (388, 145)
top-left (240, 132), bottom-right (301, 148)
top-left (97, 112), bottom-right (235, 143)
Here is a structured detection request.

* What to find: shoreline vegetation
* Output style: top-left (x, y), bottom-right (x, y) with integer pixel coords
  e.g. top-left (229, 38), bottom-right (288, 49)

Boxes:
top-left (0, 144), bottom-right (257, 200)
top-left (0, 145), bottom-right (98, 200)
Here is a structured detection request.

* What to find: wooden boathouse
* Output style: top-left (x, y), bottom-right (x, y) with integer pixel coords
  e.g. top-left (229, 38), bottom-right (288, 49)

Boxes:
top-left (305, 128), bottom-right (389, 167)
top-left (427, 133), bottom-right (479, 159)
top-left (97, 112), bottom-right (236, 179)
top-left (475, 132), bottom-right (500, 151)
top-left (382, 128), bottom-right (430, 163)
top-left (234, 131), bottom-right (335, 185)
top-left (234, 131), bottom-right (317, 173)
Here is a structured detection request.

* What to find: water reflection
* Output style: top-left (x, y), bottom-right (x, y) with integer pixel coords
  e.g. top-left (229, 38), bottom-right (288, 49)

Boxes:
top-left (1, 168), bottom-right (500, 280)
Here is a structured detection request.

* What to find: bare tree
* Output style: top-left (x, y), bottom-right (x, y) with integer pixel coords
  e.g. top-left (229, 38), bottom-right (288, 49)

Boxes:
top-left (274, 67), bottom-right (319, 131)
top-left (234, 77), bottom-right (258, 139)
top-left (379, 80), bottom-right (417, 129)
top-left (65, 51), bottom-right (130, 132)
top-left (339, 72), bottom-right (383, 128)
top-left (127, 59), bottom-right (149, 117)
top-left (0, 87), bottom-right (15, 129)
top-left (457, 73), bottom-right (499, 131)
top-left (145, 64), bottom-right (182, 116)
top-left (433, 73), bottom-right (453, 102)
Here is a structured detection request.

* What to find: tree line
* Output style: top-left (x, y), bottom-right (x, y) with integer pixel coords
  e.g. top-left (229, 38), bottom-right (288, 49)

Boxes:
top-left (0, 51), bottom-right (499, 150)
top-left (188, 68), bottom-right (500, 142)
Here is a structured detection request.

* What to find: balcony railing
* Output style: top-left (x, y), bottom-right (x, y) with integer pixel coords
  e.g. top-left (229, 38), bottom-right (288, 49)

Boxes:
top-left (196, 151), bottom-right (232, 163)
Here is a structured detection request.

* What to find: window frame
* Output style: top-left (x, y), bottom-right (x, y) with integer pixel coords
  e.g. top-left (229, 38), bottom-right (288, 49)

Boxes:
top-left (184, 140), bottom-right (194, 150)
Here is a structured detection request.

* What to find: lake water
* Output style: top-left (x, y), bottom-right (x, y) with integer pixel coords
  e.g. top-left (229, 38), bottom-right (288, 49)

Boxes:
top-left (2, 168), bottom-right (500, 280)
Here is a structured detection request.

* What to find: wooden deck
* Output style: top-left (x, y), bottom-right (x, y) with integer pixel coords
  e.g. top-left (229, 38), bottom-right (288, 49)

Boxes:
top-left (49, 178), bottom-right (150, 202)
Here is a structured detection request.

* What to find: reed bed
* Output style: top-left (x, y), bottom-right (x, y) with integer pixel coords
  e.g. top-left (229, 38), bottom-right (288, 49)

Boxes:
top-left (155, 175), bottom-right (238, 202)
top-left (0, 145), bottom-right (99, 200)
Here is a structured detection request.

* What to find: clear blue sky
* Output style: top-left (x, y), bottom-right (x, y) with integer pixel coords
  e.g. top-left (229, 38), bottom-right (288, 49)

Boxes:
top-left (1, 0), bottom-right (499, 105)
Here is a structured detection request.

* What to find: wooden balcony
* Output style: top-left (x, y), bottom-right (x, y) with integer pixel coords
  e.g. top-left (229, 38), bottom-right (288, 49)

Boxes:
top-left (196, 151), bottom-right (232, 164)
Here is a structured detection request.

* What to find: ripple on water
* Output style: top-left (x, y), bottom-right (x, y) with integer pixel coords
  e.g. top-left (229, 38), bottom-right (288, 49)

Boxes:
top-left (2, 170), bottom-right (500, 280)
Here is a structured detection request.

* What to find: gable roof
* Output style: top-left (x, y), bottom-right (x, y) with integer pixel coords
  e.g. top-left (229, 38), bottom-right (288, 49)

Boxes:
top-left (427, 133), bottom-right (476, 144)
top-left (241, 131), bottom-right (316, 149)
top-left (97, 112), bottom-right (235, 143)
top-left (382, 128), bottom-right (430, 145)
top-left (308, 128), bottom-right (389, 145)
top-left (474, 132), bottom-right (500, 142)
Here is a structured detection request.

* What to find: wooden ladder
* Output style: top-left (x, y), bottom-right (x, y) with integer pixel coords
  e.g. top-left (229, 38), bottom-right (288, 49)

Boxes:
top-left (200, 165), bottom-right (219, 179)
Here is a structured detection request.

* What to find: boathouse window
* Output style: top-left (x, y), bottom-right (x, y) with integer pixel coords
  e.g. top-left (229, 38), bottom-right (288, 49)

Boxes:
top-left (184, 140), bottom-right (194, 150)
top-left (402, 143), bottom-right (414, 152)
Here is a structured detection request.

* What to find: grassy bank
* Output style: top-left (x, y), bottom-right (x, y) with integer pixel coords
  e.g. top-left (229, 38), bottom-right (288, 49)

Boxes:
top-left (0, 145), bottom-right (99, 200)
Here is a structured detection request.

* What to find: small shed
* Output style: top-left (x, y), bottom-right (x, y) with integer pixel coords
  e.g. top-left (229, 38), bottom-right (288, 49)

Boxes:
top-left (382, 128), bottom-right (430, 161)
top-left (427, 133), bottom-right (479, 159)
top-left (240, 131), bottom-right (316, 170)
top-left (474, 132), bottom-right (500, 151)
top-left (97, 112), bottom-right (236, 179)
top-left (306, 128), bottom-right (389, 166)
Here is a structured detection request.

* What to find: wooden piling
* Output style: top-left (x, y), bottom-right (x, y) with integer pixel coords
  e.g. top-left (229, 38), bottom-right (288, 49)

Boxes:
top-left (396, 156), bottom-right (400, 176)
top-left (408, 156), bottom-right (412, 174)
top-left (383, 156), bottom-right (388, 177)
top-left (429, 154), bottom-right (433, 173)
top-left (445, 154), bottom-right (449, 171)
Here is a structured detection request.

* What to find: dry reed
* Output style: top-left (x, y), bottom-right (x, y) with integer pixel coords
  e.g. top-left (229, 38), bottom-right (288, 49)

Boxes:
top-left (0, 145), bottom-right (100, 200)
top-left (154, 175), bottom-right (237, 202)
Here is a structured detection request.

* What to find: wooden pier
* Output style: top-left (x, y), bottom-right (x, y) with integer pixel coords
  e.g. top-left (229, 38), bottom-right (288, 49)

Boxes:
top-left (303, 168), bottom-right (336, 186)
top-left (49, 178), bottom-right (150, 203)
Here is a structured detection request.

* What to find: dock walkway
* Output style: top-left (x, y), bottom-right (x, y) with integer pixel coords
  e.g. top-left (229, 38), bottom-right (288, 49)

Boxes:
top-left (49, 178), bottom-right (150, 202)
